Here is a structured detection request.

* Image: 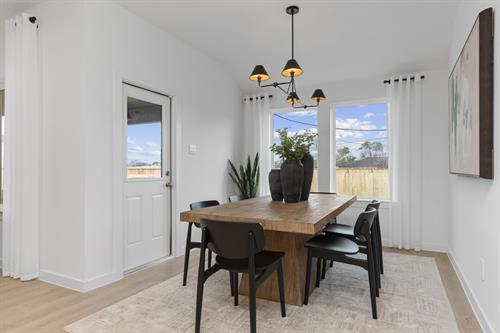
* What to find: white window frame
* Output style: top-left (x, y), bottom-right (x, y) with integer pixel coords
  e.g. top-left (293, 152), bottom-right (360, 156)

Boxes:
top-left (330, 98), bottom-right (389, 201)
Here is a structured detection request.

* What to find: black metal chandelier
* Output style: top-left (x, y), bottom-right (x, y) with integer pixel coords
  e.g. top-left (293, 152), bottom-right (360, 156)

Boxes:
top-left (249, 5), bottom-right (326, 109)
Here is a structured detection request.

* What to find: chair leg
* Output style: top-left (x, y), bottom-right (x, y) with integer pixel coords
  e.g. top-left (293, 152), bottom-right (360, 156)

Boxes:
top-left (315, 257), bottom-right (321, 288)
top-left (377, 219), bottom-right (384, 275)
top-left (195, 243), bottom-right (206, 333)
top-left (321, 258), bottom-right (327, 279)
top-left (207, 249), bottom-right (212, 269)
top-left (277, 261), bottom-right (286, 317)
top-left (182, 223), bottom-right (193, 286)
top-left (375, 246), bottom-right (380, 297)
top-left (233, 272), bottom-right (239, 306)
top-left (372, 231), bottom-right (381, 296)
top-left (330, 260), bottom-right (333, 268)
top-left (367, 244), bottom-right (378, 319)
top-left (230, 272), bottom-right (234, 296)
top-left (195, 277), bottom-right (204, 333)
top-left (249, 271), bottom-right (257, 333)
top-left (304, 249), bottom-right (313, 305)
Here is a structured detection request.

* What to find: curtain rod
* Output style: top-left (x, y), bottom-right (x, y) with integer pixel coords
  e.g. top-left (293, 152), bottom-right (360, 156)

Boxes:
top-left (383, 75), bottom-right (425, 84)
top-left (244, 95), bottom-right (273, 102)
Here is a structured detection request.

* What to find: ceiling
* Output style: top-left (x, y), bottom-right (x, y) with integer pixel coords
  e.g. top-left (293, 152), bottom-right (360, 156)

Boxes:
top-left (0, 0), bottom-right (46, 20)
top-left (118, 0), bottom-right (459, 94)
top-left (2, 1), bottom-right (460, 93)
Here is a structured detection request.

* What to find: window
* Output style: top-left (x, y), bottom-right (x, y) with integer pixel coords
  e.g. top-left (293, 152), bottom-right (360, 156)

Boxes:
top-left (127, 97), bottom-right (162, 179)
top-left (271, 109), bottom-right (318, 191)
top-left (334, 102), bottom-right (389, 200)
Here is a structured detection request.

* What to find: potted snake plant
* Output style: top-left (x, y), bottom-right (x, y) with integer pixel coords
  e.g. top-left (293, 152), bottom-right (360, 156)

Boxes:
top-left (228, 153), bottom-right (259, 198)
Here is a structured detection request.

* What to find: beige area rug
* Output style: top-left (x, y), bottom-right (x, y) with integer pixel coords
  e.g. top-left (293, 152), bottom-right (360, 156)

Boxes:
top-left (65, 253), bottom-right (459, 333)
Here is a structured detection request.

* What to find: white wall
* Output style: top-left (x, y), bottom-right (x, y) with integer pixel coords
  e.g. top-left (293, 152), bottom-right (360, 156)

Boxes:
top-left (448, 2), bottom-right (500, 332)
top-left (269, 69), bottom-right (450, 252)
top-left (80, 2), bottom-right (242, 286)
top-left (0, 14), bottom-right (5, 265)
top-left (28, 2), bottom-right (87, 283)
top-left (0, 22), bottom-right (4, 85)
top-left (25, 1), bottom-right (242, 290)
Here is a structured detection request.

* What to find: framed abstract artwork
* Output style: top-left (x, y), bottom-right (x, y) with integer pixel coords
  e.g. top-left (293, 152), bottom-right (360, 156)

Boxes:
top-left (449, 7), bottom-right (493, 179)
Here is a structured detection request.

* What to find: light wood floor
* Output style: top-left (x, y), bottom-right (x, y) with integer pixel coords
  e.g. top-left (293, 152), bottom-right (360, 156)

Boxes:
top-left (0, 249), bottom-right (482, 333)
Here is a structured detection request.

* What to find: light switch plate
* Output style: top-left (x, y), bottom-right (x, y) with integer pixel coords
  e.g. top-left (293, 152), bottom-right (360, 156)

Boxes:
top-left (480, 258), bottom-right (485, 281)
top-left (189, 144), bottom-right (197, 155)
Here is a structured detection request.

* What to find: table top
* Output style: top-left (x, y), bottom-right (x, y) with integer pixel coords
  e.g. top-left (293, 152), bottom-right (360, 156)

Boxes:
top-left (179, 193), bottom-right (357, 235)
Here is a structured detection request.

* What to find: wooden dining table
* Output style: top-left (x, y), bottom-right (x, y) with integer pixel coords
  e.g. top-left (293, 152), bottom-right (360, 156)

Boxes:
top-left (179, 192), bottom-right (357, 306)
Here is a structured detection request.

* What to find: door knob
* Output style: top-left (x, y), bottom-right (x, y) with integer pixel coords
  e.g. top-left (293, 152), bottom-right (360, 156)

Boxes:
top-left (165, 182), bottom-right (173, 188)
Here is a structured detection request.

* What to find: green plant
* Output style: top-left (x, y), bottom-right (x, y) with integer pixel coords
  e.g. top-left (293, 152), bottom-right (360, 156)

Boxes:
top-left (358, 141), bottom-right (385, 158)
top-left (336, 146), bottom-right (356, 167)
top-left (228, 153), bottom-right (260, 198)
top-left (270, 129), bottom-right (317, 161)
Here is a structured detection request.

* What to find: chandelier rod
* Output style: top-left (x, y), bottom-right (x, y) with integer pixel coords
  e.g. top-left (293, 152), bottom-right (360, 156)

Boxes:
top-left (291, 10), bottom-right (294, 59)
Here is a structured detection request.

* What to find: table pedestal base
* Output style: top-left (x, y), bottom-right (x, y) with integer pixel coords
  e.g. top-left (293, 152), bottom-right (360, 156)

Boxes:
top-left (239, 230), bottom-right (322, 306)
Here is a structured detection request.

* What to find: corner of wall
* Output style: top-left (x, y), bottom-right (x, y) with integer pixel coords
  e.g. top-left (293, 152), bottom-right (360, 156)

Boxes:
top-left (448, 251), bottom-right (495, 332)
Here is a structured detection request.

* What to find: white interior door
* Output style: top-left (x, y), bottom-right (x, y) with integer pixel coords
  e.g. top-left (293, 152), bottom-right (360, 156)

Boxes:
top-left (123, 84), bottom-right (171, 272)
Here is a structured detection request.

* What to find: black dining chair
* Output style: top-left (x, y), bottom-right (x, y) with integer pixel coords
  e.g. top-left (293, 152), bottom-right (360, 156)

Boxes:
top-left (303, 208), bottom-right (379, 319)
top-left (182, 200), bottom-right (220, 286)
top-left (228, 194), bottom-right (249, 202)
top-left (322, 200), bottom-right (383, 292)
top-left (195, 219), bottom-right (286, 333)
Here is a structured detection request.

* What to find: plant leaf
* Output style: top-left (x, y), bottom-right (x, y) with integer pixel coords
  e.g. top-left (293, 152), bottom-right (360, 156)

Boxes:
top-left (228, 159), bottom-right (242, 185)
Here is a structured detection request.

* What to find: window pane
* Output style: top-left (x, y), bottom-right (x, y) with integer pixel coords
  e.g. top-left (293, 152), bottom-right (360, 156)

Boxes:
top-left (272, 109), bottom-right (318, 191)
top-left (127, 97), bottom-right (162, 179)
top-left (335, 102), bottom-right (389, 199)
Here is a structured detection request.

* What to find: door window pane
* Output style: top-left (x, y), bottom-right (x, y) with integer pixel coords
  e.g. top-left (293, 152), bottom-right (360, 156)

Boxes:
top-left (272, 109), bottom-right (318, 191)
top-left (335, 102), bottom-right (389, 199)
top-left (127, 97), bottom-right (162, 179)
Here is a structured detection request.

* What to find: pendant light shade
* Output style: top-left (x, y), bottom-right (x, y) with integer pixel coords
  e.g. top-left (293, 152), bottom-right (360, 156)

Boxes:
top-left (286, 91), bottom-right (300, 104)
top-left (249, 65), bottom-right (270, 81)
top-left (281, 59), bottom-right (303, 77)
top-left (311, 89), bottom-right (326, 101)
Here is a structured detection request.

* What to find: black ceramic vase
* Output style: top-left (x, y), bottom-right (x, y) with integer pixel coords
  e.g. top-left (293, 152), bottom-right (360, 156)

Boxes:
top-left (268, 169), bottom-right (284, 201)
top-left (280, 160), bottom-right (304, 203)
top-left (300, 153), bottom-right (314, 201)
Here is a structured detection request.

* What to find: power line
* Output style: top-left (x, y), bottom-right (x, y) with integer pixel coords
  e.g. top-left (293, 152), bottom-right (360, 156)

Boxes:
top-left (337, 137), bottom-right (387, 145)
top-left (273, 113), bottom-right (316, 127)
top-left (336, 128), bottom-right (387, 132)
top-left (273, 113), bottom-right (387, 131)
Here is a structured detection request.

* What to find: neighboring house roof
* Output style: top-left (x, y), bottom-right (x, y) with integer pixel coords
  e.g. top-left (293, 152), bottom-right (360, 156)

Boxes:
top-left (340, 156), bottom-right (388, 168)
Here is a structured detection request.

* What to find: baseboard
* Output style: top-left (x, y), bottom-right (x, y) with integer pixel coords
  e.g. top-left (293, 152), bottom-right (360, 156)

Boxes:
top-left (448, 251), bottom-right (495, 333)
top-left (39, 255), bottom-right (183, 292)
top-left (381, 240), bottom-right (448, 253)
top-left (421, 242), bottom-right (448, 253)
top-left (40, 270), bottom-right (123, 293)
top-left (39, 269), bottom-right (87, 292)
top-left (82, 271), bottom-right (123, 292)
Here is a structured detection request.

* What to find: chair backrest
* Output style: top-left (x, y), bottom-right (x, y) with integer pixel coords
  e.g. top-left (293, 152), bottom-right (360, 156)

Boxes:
top-left (190, 200), bottom-right (220, 228)
top-left (366, 200), bottom-right (381, 213)
top-left (228, 194), bottom-right (249, 203)
top-left (190, 200), bottom-right (220, 210)
top-left (353, 208), bottom-right (378, 241)
top-left (200, 219), bottom-right (265, 260)
top-left (366, 200), bottom-right (381, 225)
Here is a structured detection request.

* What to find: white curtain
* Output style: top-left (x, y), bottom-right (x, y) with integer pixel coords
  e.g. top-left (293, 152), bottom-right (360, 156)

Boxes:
top-left (2, 14), bottom-right (40, 280)
top-left (387, 74), bottom-right (423, 251)
top-left (243, 95), bottom-right (272, 196)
